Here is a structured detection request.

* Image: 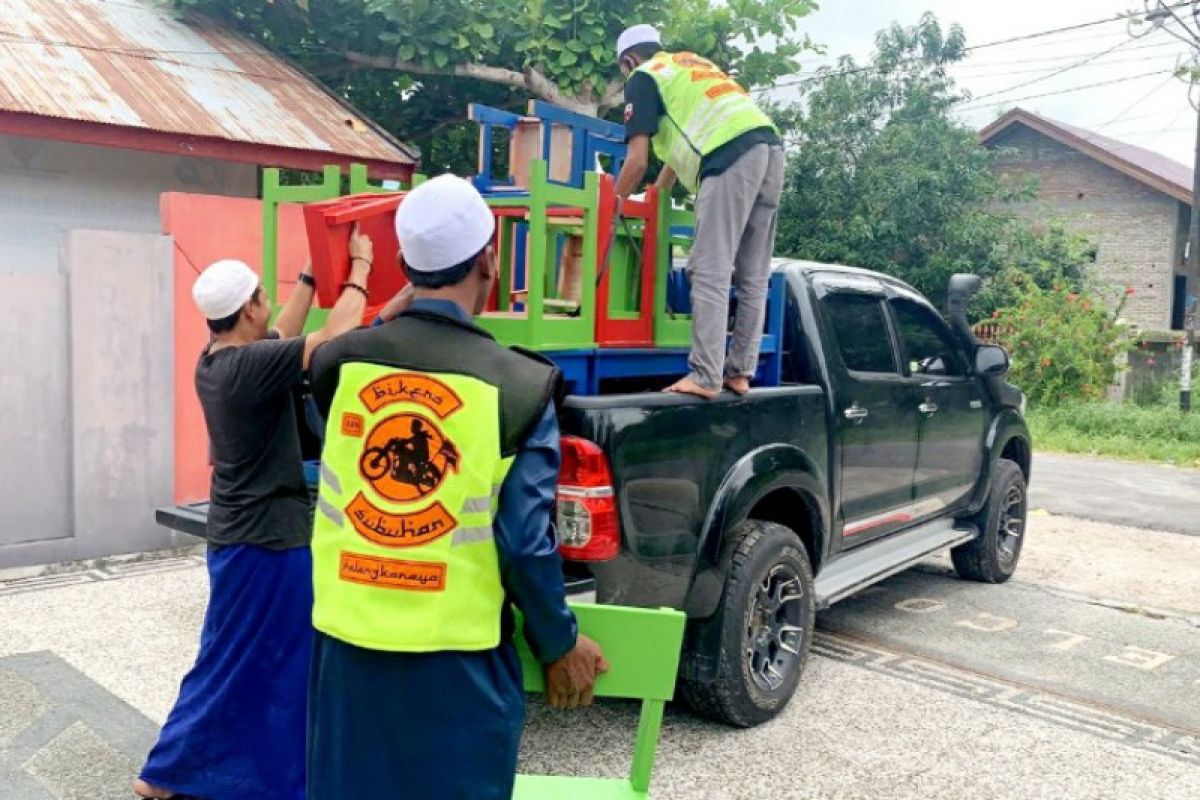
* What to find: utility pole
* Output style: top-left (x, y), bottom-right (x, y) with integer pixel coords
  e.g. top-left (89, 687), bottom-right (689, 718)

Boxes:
top-left (1134, 1), bottom-right (1200, 410)
top-left (1182, 58), bottom-right (1199, 411)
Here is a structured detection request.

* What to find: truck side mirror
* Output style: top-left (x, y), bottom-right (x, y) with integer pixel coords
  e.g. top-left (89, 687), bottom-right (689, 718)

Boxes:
top-left (975, 344), bottom-right (1010, 376)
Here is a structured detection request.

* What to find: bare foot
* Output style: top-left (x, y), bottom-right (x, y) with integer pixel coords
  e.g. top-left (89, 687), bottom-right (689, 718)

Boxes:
top-left (132, 778), bottom-right (175, 799)
top-left (724, 376), bottom-right (751, 395)
top-left (664, 376), bottom-right (720, 400)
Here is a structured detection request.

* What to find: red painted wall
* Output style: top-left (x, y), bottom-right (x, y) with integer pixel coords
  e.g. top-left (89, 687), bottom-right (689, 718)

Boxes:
top-left (162, 192), bottom-right (312, 503)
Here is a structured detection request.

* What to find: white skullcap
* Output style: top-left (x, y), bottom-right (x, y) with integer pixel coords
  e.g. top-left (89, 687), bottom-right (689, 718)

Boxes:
top-left (192, 259), bottom-right (259, 320)
top-left (617, 24), bottom-right (661, 59)
top-left (394, 174), bottom-right (496, 272)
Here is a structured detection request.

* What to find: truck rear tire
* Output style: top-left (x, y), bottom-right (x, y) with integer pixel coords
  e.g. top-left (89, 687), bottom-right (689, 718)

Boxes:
top-left (679, 520), bottom-right (815, 727)
top-left (952, 458), bottom-right (1027, 583)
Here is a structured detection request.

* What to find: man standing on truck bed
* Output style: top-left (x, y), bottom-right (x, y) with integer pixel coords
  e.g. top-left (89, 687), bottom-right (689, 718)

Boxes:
top-left (134, 236), bottom-right (377, 800)
top-left (612, 23), bottom-right (785, 400)
top-left (305, 175), bottom-right (607, 799)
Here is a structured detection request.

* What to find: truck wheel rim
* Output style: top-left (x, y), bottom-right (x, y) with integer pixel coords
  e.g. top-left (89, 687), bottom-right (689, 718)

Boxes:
top-left (997, 483), bottom-right (1025, 566)
top-left (745, 562), bottom-right (805, 692)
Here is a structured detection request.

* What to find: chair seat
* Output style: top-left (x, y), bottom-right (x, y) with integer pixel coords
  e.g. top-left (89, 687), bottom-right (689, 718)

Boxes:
top-left (514, 774), bottom-right (648, 799)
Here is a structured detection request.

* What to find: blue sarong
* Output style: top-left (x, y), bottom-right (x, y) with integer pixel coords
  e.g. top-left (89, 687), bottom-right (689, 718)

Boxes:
top-left (306, 630), bottom-right (525, 800)
top-left (141, 544), bottom-right (313, 800)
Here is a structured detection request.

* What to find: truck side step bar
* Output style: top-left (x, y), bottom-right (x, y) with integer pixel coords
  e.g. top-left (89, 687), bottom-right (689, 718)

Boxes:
top-left (813, 519), bottom-right (978, 609)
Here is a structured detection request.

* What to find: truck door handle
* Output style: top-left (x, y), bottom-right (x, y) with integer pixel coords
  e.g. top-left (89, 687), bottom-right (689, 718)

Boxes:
top-left (918, 401), bottom-right (939, 416)
top-left (843, 405), bottom-right (869, 422)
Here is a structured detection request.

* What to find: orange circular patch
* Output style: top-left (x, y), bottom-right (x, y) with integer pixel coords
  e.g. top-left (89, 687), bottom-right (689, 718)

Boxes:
top-left (358, 413), bottom-right (460, 503)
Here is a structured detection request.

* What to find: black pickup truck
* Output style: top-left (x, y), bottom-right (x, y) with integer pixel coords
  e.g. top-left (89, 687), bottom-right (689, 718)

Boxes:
top-left (159, 260), bottom-right (1031, 728)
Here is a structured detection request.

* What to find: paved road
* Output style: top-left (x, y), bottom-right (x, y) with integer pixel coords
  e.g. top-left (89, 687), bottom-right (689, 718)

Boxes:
top-left (2, 547), bottom-right (1199, 799)
top-left (1029, 453), bottom-right (1200, 535)
top-left (819, 565), bottom-right (1200, 734)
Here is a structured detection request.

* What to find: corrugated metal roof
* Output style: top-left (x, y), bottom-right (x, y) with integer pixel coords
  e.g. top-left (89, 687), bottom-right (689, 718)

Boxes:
top-left (0, 0), bottom-right (417, 168)
top-left (980, 108), bottom-right (1192, 205)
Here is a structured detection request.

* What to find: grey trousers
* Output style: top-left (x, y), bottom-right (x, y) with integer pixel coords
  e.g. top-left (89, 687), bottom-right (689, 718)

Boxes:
top-left (686, 143), bottom-right (786, 390)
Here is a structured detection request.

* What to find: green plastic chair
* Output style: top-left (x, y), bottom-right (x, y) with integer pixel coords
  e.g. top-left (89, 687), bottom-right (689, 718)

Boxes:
top-left (513, 603), bottom-right (686, 799)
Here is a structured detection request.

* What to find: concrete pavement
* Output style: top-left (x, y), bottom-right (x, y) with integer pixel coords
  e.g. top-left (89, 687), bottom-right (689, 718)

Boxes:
top-left (2, 513), bottom-right (1200, 799)
top-left (1029, 453), bottom-right (1200, 535)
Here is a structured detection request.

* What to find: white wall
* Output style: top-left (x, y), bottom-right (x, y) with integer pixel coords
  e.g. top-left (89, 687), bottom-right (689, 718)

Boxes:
top-left (0, 136), bottom-right (256, 568)
top-left (0, 134), bottom-right (257, 274)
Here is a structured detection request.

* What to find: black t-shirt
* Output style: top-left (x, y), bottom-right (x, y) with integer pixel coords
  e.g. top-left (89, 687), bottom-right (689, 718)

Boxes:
top-left (195, 332), bottom-right (312, 550)
top-left (623, 70), bottom-right (780, 182)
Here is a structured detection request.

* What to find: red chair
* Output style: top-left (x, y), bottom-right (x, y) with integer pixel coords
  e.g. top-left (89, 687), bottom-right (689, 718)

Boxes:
top-left (303, 192), bottom-right (408, 321)
top-left (596, 177), bottom-right (657, 347)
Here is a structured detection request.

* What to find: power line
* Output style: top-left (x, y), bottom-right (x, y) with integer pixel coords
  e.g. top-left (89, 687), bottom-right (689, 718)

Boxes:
top-left (963, 37), bottom-right (1136, 104)
top-left (758, 3), bottom-right (1192, 94)
top-left (955, 52), bottom-right (1182, 81)
top-left (1092, 73), bottom-right (1179, 130)
top-left (954, 38), bottom-right (1182, 70)
top-left (956, 69), bottom-right (1176, 111)
top-left (1139, 104), bottom-right (1193, 144)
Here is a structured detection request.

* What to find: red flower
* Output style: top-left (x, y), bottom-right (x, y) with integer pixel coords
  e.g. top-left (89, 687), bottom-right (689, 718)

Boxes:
top-left (1066, 293), bottom-right (1079, 303)
top-left (1125, 286), bottom-right (1135, 296)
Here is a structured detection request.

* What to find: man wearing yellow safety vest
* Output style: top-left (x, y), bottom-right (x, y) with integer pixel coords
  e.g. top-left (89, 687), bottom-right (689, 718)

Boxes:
top-left (305, 174), bottom-right (608, 799)
top-left (613, 23), bottom-right (785, 400)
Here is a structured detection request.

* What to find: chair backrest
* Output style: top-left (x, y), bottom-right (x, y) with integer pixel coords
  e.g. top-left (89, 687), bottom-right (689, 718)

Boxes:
top-left (515, 602), bottom-right (685, 700)
top-left (514, 602), bottom-right (686, 794)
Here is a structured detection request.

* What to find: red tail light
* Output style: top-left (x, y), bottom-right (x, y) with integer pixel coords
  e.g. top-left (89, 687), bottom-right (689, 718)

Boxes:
top-left (556, 436), bottom-right (619, 561)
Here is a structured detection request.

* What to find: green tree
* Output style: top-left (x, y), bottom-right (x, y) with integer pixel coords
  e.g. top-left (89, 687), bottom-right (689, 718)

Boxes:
top-left (173, 0), bottom-right (819, 115)
top-left (773, 13), bottom-right (1088, 315)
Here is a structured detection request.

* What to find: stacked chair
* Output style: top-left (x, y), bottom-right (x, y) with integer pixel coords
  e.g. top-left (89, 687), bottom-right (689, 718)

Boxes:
top-left (266, 101), bottom-right (785, 395)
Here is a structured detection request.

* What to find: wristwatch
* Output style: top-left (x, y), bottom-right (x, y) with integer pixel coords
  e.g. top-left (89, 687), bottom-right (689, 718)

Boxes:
top-left (298, 272), bottom-right (316, 288)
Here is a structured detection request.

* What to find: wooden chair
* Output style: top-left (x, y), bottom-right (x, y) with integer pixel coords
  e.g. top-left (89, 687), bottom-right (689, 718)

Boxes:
top-left (513, 602), bottom-right (686, 799)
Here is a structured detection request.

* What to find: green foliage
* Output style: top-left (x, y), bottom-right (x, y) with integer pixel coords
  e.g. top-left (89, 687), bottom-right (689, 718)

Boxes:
top-left (1029, 402), bottom-right (1200, 466)
top-left (995, 280), bottom-right (1132, 407)
top-left (173, 0), bottom-right (818, 111)
top-left (973, 221), bottom-right (1097, 316)
top-left (171, 0), bottom-right (818, 183)
top-left (773, 13), bottom-right (1091, 316)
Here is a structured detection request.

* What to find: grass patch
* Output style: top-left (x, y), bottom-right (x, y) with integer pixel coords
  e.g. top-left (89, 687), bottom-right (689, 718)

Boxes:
top-left (1029, 402), bottom-right (1200, 467)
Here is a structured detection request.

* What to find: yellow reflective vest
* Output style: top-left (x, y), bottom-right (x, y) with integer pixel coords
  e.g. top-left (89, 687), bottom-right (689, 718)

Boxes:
top-left (310, 312), bottom-right (559, 653)
top-left (633, 50), bottom-right (776, 193)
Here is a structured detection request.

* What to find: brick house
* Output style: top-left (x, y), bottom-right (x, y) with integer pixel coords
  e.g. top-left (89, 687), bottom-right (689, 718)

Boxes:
top-left (980, 108), bottom-right (1192, 333)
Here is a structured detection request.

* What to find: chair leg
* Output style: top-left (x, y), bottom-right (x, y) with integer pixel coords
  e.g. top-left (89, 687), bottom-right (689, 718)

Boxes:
top-left (628, 699), bottom-right (665, 794)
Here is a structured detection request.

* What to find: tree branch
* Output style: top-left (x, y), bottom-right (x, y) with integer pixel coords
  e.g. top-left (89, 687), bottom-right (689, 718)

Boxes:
top-left (344, 50), bottom-right (530, 89)
top-left (342, 51), bottom-right (599, 114)
top-left (599, 78), bottom-right (625, 113)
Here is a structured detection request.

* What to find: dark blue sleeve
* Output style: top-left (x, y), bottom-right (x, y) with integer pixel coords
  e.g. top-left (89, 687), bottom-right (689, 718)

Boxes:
top-left (494, 403), bottom-right (578, 664)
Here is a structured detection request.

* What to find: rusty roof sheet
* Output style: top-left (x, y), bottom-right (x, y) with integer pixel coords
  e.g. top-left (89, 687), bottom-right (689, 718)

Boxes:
top-left (980, 108), bottom-right (1191, 205)
top-left (0, 0), bottom-right (417, 167)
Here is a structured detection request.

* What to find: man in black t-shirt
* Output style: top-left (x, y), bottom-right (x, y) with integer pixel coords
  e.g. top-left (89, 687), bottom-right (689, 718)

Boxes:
top-left (134, 228), bottom-right (400, 800)
top-left (613, 24), bottom-right (785, 400)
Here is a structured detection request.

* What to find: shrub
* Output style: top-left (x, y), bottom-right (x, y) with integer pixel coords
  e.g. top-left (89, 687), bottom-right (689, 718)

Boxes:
top-left (995, 279), bottom-right (1131, 406)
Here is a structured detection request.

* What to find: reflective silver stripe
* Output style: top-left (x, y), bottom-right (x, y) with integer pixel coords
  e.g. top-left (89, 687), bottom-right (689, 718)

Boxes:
top-left (452, 525), bottom-right (494, 546)
top-left (319, 462), bottom-right (342, 495)
top-left (557, 486), bottom-right (614, 499)
top-left (317, 495), bottom-right (343, 526)
top-left (462, 496), bottom-right (493, 514)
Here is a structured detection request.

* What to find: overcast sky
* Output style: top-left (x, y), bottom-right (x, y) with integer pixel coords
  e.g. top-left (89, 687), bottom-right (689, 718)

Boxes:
top-left (767, 0), bottom-right (1198, 167)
